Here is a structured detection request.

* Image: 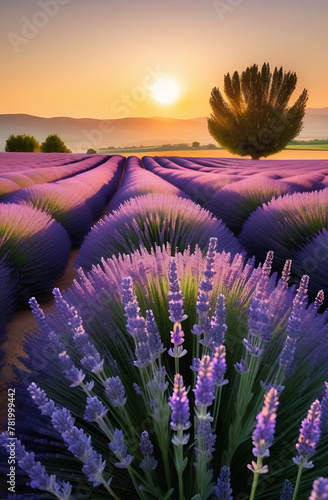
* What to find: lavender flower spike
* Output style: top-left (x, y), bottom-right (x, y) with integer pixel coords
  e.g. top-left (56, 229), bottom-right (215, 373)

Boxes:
top-left (214, 465), bottom-right (233, 500)
top-left (139, 431), bottom-right (158, 470)
top-left (309, 477), bottom-right (328, 500)
top-left (169, 374), bottom-right (191, 432)
top-left (0, 433), bottom-right (72, 499)
top-left (84, 396), bottom-right (108, 422)
top-left (109, 429), bottom-right (134, 468)
top-left (194, 355), bottom-right (215, 408)
top-left (168, 259), bottom-right (187, 323)
top-left (209, 294), bottom-right (227, 347)
top-left (211, 345), bottom-right (228, 387)
top-left (293, 399), bottom-right (321, 468)
top-left (105, 376), bottom-right (127, 407)
top-left (279, 479), bottom-right (294, 500)
top-left (250, 387), bottom-right (279, 461)
top-left (121, 277), bottom-right (148, 342)
top-left (58, 351), bottom-right (86, 388)
top-left (200, 237), bottom-right (217, 292)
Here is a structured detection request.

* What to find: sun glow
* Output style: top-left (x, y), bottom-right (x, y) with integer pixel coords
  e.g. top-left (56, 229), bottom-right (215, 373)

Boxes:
top-left (151, 78), bottom-right (181, 105)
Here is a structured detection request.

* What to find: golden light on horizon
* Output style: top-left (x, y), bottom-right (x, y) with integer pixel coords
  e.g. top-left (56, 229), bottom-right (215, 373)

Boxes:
top-left (151, 78), bottom-right (181, 105)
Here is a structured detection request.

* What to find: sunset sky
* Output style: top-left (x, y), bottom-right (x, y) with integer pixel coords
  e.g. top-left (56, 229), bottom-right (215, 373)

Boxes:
top-left (1, 0), bottom-right (328, 120)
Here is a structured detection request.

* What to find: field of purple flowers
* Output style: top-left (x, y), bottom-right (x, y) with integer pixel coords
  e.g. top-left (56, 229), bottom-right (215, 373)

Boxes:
top-left (0, 153), bottom-right (328, 500)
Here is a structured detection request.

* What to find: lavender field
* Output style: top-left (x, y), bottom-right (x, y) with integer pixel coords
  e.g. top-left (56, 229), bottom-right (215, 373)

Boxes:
top-left (1, 153), bottom-right (328, 500)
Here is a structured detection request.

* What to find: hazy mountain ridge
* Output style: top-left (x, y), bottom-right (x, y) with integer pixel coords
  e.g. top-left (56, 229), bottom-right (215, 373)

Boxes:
top-left (0, 108), bottom-right (327, 153)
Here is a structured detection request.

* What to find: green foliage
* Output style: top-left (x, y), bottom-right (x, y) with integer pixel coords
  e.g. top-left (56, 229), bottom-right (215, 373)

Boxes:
top-left (208, 63), bottom-right (308, 159)
top-left (40, 134), bottom-right (71, 153)
top-left (87, 148), bottom-right (97, 154)
top-left (5, 133), bottom-right (40, 152)
top-left (192, 141), bottom-right (200, 148)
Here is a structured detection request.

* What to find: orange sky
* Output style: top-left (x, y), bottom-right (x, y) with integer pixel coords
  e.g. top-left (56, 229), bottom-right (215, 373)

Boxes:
top-left (1, 0), bottom-right (328, 119)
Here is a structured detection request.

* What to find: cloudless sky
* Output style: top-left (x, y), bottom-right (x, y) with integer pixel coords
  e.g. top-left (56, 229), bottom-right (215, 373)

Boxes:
top-left (1, 0), bottom-right (327, 119)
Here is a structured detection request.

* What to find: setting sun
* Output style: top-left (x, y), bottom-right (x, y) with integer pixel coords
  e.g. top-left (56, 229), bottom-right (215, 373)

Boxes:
top-left (151, 78), bottom-right (181, 105)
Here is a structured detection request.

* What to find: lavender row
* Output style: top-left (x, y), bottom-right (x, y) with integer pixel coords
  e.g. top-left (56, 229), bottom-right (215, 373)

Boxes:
top-left (75, 193), bottom-right (242, 272)
top-left (0, 154), bottom-right (110, 199)
top-left (108, 156), bottom-right (186, 212)
top-left (5, 156), bottom-right (124, 246)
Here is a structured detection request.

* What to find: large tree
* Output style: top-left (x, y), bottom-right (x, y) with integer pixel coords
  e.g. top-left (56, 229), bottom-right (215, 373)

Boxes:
top-left (41, 134), bottom-right (71, 153)
top-left (208, 63), bottom-right (308, 159)
top-left (5, 134), bottom-right (40, 152)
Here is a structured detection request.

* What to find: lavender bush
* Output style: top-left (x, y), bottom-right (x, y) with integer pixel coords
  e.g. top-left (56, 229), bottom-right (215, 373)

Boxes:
top-left (8, 184), bottom-right (94, 246)
top-left (0, 203), bottom-right (71, 301)
top-left (2, 239), bottom-right (328, 499)
top-left (239, 189), bottom-right (328, 267)
top-left (75, 194), bottom-right (242, 272)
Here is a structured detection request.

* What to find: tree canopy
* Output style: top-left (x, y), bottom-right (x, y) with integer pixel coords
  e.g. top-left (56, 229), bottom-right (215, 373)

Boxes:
top-left (5, 134), bottom-right (40, 152)
top-left (41, 134), bottom-right (71, 153)
top-left (208, 63), bottom-right (308, 159)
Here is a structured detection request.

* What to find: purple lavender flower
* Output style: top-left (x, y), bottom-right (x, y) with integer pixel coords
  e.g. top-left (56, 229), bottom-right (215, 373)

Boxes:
top-left (260, 381), bottom-right (285, 395)
top-left (28, 383), bottom-right (107, 485)
top-left (170, 322), bottom-right (185, 346)
top-left (211, 346), bottom-right (228, 387)
top-left (139, 431), bottom-right (157, 470)
top-left (234, 359), bottom-right (248, 374)
top-left (0, 434), bottom-right (70, 496)
top-left (84, 396), bottom-right (108, 422)
top-left (293, 399), bottom-right (321, 468)
top-left (191, 358), bottom-right (201, 372)
top-left (194, 420), bottom-right (216, 461)
top-left (146, 309), bottom-right (165, 358)
top-left (314, 290), bottom-right (325, 309)
top-left (279, 336), bottom-right (297, 370)
top-left (247, 292), bottom-right (272, 342)
top-left (82, 450), bottom-right (106, 486)
top-left (309, 477), bottom-right (328, 500)
top-left (281, 259), bottom-right (292, 285)
top-left (200, 237), bottom-right (217, 291)
top-left (28, 383), bottom-right (56, 416)
top-left (58, 351), bottom-right (86, 387)
top-left (321, 382), bottom-right (328, 432)
top-left (168, 374), bottom-right (191, 431)
top-left (279, 479), bottom-right (294, 500)
top-left (242, 338), bottom-right (263, 358)
top-left (105, 376), bottom-right (127, 407)
top-left (194, 355), bottom-right (215, 407)
top-left (214, 465), bottom-right (233, 500)
top-left (51, 407), bottom-right (75, 433)
top-left (251, 387), bottom-right (279, 458)
top-left (134, 341), bottom-right (152, 368)
top-left (168, 259), bottom-right (187, 323)
top-left (81, 352), bottom-right (104, 374)
top-left (121, 277), bottom-right (148, 342)
top-left (209, 294), bottom-right (227, 347)
top-left (109, 429), bottom-right (134, 468)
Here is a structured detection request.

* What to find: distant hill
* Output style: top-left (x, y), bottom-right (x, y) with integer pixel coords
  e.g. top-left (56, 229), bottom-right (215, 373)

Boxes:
top-left (0, 108), bottom-right (327, 153)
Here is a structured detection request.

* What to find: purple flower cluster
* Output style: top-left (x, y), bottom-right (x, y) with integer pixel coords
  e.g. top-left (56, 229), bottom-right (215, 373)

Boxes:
top-left (208, 294), bottom-right (227, 347)
top-left (109, 429), bottom-right (134, 468)
top-left (27, 383), bottom-right (107, 487)
top-left (214, 465), bottom-right (233, 500)
top-left (84, 396), bottom-right (108, 422)
top-left (0, 433), bottom-right (71, 498)
top-left (211, 346), bottom-right (228, 387)
top-left (168, 374), bottom-right (191, 431)
top-left (105, 376), bottom-right (127, 407)
top-left (139, 431), bottom-right (158, 470)
top-left (121, 276), bottom-right (164, 367)
top-left (194, 355), bottom-right (215, 407)
top-left (168, 259), bottom-right (187, 323)
top-left (279, 479), bottom-right (294, 500)
top-left (251, 387), bottom-right (279, 459)
top-left (53, 288), bottom-right (105, 375)
top-left (309, 477), bottom-right (328, 500)
top-left (293, 399), bottom-right (321, 468)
